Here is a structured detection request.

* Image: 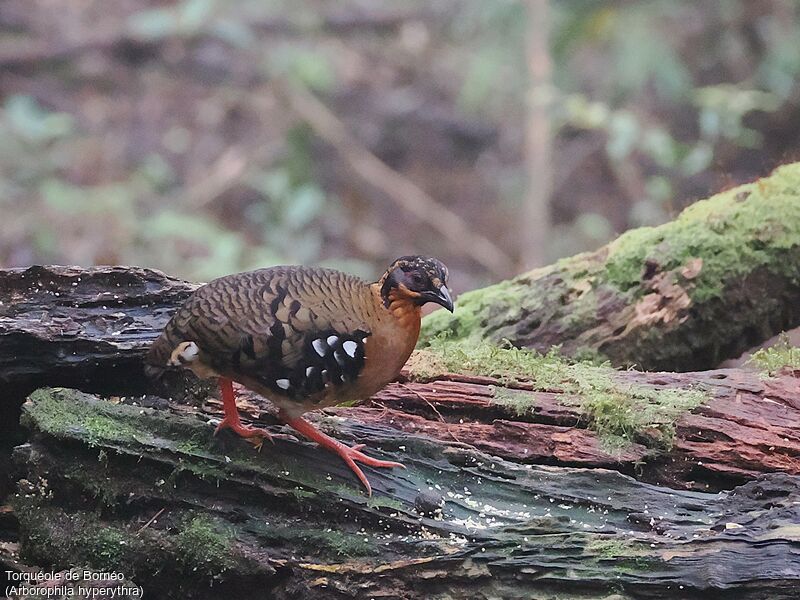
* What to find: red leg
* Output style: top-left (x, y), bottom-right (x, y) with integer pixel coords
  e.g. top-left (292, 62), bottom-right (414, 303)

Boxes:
top-left (214, 377), bottom-right (272, 446)
top-left (283, 414), bottom-right (404, 496)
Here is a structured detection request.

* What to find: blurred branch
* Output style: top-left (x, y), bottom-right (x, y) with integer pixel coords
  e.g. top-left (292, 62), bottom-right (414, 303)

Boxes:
top-left (178, 142), bottom-right (282, 209)
top-left (0, 8), bottom-right (432, 67)
top-left (521, 0), bottom-right (553, 270)
top-left (273, 80), bottom-right (515, 277)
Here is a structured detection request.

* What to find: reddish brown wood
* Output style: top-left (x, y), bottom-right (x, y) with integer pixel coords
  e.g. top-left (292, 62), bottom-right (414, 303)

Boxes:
top-left (322, 368), bottom-right (800, 491)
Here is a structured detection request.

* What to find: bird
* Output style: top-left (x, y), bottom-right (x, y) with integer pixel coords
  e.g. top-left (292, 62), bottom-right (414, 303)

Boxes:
top-left (146, 256), bottom-right (454, 495)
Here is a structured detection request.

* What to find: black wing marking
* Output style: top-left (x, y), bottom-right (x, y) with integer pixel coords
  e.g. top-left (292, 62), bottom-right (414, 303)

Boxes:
top-left (235, 327), bottom-right (370, 400)
top-left (278, 329), bottom-right (370, 400)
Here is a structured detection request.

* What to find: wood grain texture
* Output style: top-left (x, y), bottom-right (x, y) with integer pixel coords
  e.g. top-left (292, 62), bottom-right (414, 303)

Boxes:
top-left (0, 264), bottom-right (196, 398)
top-left (3, 264), bottom-right (800, 598)
top-left (12, 386), bottom-right (800, 599)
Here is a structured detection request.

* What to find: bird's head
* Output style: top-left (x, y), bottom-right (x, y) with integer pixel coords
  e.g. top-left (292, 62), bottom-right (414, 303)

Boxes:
top-left (379, 256), bottom-right (454, 312)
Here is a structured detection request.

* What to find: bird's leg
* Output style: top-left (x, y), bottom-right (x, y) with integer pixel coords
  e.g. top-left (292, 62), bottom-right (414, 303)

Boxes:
top-left (214, 377), bottom-right (272, 446)
top-left (282, 413), bottom-right (404, 496)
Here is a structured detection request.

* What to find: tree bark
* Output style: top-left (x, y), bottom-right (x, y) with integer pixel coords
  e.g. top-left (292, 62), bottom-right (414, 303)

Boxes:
top-left (422, 164), bottom-right (800, 371)
top-left (10, 382), bottom-right (800, 600)
top-left (0, 264), bottom-right (196, 401)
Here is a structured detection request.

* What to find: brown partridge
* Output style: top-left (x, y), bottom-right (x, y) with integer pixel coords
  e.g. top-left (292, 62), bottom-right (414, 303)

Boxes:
top-left (146, 256), bottom-right (453, 495)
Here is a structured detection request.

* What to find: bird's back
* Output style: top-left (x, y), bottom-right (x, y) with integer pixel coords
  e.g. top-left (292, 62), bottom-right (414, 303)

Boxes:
top-left (146, 265), bottom-right (414, 414)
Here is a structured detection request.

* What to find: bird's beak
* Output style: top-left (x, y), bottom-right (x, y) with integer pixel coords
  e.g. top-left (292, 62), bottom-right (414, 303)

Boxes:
top-left (430, 284), bottom-right (454, 312)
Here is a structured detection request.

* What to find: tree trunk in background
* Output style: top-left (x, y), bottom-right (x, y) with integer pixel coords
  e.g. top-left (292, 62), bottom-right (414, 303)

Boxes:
top-left (521, 0), bottom-right (553, 269)
top-left (423, 164), bottom-right (800, 371)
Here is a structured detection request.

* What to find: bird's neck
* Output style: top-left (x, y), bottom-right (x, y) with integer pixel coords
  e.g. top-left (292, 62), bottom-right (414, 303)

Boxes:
top-left (370, 282), bottom-right (422, 337)
top-left (385, 290), bottom-right (422, 333)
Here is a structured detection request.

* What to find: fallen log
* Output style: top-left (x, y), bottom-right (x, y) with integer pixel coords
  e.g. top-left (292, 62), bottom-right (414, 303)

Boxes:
top-left (10, 387), bottom-right (800, 599)
top-left (422, 164), bottom-right (800, 371)
top-left (1, 174), bottom-right (799, 598)
top-left (0, 265), bottom-right (195, 400)
top-left (2, 262), bottom-right (797, 492)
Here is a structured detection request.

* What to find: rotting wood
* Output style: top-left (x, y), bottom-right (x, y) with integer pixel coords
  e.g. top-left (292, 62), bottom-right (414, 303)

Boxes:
top-left (1, 255), bottom-right (799, 598)
top-left (10, 387), bottom-right (800, 600)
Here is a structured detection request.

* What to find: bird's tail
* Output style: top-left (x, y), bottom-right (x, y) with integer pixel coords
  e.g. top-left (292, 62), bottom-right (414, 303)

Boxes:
top-left (143, 327), bottom-right (178, 381)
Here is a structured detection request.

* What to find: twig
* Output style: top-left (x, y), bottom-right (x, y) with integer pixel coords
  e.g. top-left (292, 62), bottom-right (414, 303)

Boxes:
top-left (398, 384), bottom-right (463, 444)
top-left (273, 80), bottom-right (515, 277)
top-left (136, 507), bottom-right (166, 535)
top-left (521, 0), bottom-right (553, 270)
top-left (178, 142), bottom-right (282, 209)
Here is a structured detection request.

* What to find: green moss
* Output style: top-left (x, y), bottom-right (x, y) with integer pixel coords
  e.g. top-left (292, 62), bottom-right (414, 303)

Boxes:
top-left (79, 527), bottom-right (134, 570)
top-left (174, 514), bottom-right (238, 576)
top-left (23, 389), bottom-right (373, 500)
top-left (602, 166), bottom-right (800, 302)
top-left (418, 339), bottom-right (707, 450)
top-left (585, 537), bottom-right (655, 573)
top-left (247, 524), bottom-right (374, 558)
top-left (412, 338), bottom-right (574, 388)
top-left (585, 537), bottom-right (649, 560)
top-left (22, 389), bottom-right (148, 446)
top-left (366, 495), bottom-right (407, 512)
top-left (62, 462), bottom-right (127, 509)
top-left (420, 277), bottom-right (521, 344)
top-left (748, 333), bottom-right (800, 375)
top-left (82, 414), bottom-right (142, 446)
top-left (13, 501), bottom-right (149, 574)
top-left (421, 164), bottom-right (800, 348)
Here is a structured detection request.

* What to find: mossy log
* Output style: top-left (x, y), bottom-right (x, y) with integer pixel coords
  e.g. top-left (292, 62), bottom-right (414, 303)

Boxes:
top-left (10, 368), bottom-right (800, 599)
top-left (1, 215), bottom-right (799, 598)
top-left (422, 164), bottom-right (800, 371)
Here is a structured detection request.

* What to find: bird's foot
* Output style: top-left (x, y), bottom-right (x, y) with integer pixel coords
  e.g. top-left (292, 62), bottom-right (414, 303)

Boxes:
top-left (284, 415), bottom-right (404, 496)
top-left (214, 416), bottom-right (273, 448)
top-left (215, 376), bottom-right (273, 449)
top-left (332, 443), bottom-right (405, 496)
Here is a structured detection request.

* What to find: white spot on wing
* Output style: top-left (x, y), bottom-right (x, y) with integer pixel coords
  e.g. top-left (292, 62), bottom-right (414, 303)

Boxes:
top-left (306, 366), bottom-right (315, 378)
top-left (326, 335), bottom-right (339, 347)
top-left (343, 340), bottom-right (358, 358)
top-left (275, 378), bottom-right (290, 390)
top-left (312, 339), bottom-right (327, 356)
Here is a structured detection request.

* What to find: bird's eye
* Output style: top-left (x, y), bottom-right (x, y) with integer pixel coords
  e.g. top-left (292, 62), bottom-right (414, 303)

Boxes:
top-left (410, 273), bottom-right (424, 285)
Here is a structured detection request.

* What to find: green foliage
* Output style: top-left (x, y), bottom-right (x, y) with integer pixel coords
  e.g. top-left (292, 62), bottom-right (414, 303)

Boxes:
top-left (452, 1), bottom-right (800, 250)
top-left (748, 334), bottom-right (800, 376)
top-left (127, 0), bottom-right (218, 39)
top-left (5, 95), bottom-right (74, 143)
top-left (3, 0), bottom-right (800, 284)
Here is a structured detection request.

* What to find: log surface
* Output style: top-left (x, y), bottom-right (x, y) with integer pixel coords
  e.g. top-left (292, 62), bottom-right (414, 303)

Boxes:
top-left (0, 265), bottom-right (195, 398)
top-left (1, 256), bottom-right (799, 598)
top-left (11, 386), bottom-right (800, 600)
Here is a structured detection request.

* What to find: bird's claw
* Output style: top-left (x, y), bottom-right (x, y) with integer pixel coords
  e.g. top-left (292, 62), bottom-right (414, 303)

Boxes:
top-left (214, 417), bottom-right (273, 447)
top-left (333, 443), bottom-right (405, 496)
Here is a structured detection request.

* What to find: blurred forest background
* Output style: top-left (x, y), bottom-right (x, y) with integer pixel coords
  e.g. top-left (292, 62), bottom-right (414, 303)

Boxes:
top-left (1, 0), bottom-right (799, 291)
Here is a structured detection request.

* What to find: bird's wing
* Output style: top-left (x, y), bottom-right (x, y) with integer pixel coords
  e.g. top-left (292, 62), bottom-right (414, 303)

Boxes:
top-left (160, 266), bottom-right (377, 399)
